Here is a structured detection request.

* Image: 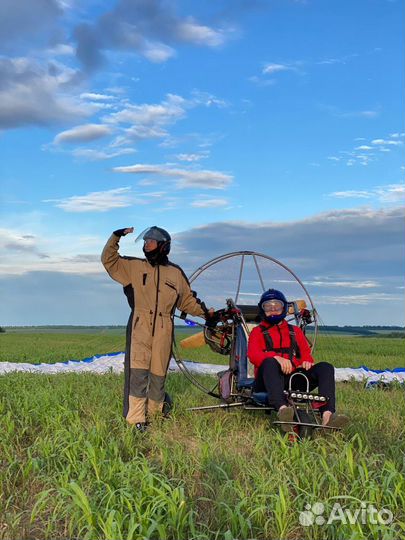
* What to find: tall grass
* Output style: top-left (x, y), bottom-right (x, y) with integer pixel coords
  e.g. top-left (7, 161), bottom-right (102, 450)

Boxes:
top-left (1, 368), bottom-right (404, 540)
top-left (1, 332), bottom-right (404, 539)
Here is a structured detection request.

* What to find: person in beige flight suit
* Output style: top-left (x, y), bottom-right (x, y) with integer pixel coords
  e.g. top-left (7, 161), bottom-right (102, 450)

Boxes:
top-left (101, 225), bottom-right (212, 431)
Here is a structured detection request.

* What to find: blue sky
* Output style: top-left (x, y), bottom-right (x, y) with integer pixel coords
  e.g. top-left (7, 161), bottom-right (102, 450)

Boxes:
top-left (0, 0), bottom-right (404, 326)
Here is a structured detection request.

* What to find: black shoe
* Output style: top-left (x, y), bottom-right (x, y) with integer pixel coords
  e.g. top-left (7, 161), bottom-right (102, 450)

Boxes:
top-left (135, 422), bottom-right (148, 432)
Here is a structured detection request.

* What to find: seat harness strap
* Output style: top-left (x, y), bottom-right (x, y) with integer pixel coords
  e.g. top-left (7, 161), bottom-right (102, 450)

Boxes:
top-left (259, 323), bottom-right (301, 362)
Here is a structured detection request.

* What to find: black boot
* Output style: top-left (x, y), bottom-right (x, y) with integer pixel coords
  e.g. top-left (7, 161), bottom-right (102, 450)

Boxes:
top-left (134, 422), bottom-right (148, 432)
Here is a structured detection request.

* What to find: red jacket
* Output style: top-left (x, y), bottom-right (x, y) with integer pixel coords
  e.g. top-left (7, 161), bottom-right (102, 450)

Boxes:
top-left (247, 319), bottom-right (314, 377)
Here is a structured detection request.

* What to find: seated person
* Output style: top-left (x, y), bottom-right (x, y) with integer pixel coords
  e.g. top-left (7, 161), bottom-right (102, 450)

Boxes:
top-left (247, 289), bottom-right (348, 431)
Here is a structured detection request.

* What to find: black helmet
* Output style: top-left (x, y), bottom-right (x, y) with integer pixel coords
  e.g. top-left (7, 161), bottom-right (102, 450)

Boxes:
top-left (143, 226), bottom-right (171, 244)
top-left (258, 289), bottom-right (288, 325)
top-left (136, 226), bottom-right (171, 265)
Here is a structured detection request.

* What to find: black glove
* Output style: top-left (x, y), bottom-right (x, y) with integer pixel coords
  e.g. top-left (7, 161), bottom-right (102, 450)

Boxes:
top-left (205, 310), bottom-right (221, 328)
top-left (113, 228), bottom-right (128, 237)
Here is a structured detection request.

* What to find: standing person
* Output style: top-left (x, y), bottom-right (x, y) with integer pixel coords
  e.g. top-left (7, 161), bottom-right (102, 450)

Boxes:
top-left (102, 226), bottom-right (211, 431)
top-left (247, 289), bottom-right (348, 431)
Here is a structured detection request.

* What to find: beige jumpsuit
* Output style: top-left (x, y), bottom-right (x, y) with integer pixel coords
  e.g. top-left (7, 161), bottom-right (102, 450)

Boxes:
top-left (101, 233), bottom-right (206, 424)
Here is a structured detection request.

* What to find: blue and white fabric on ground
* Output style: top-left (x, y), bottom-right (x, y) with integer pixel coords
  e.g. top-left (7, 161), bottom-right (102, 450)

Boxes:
top-left (0, 354), bottom-right (404, 385)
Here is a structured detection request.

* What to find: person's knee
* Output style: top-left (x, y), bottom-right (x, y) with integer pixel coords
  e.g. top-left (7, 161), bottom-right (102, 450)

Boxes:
top-left (129, 368), bottom-right (149, 397)
top-left (316, 361), bottom-right (334, 373)
top-left (149, 372), bottom-right (166, 402)
top-left (262, 357), bottom-right (280, 370)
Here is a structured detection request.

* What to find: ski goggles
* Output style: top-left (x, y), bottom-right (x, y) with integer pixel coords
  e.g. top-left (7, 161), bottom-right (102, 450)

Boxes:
top-left (261, 300), bottom-right (285, 312)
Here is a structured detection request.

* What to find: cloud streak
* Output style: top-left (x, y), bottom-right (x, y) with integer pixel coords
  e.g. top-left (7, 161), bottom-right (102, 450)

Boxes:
top-left (326, 132), bottom-right (404, 167)
top-left (328, 182), bottom-right (405, 204)
top-left (71, 147), bottom-right (136, 161)
top-left (0, 229), bottom-right (49, 259)
top-left (44, 187), bottom-right (141, 213)
top-left (113, 163), bottom-right (233, 189)
top-left (191, 198), bottom-right (229, 208)
top-left (54, 124), bottom-right (112, 144)
top-left (262, 63), bottom-right (292, 75)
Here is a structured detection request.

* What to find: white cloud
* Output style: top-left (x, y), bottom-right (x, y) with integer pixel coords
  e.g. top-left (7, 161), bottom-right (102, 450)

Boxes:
top-left (328, 183), bottom-right (405, 203)
top-left (372, 138), bottom-right (402, 146)
top-left (143, 191), bottom-right (167, 198)
top-left (327, 132), bottom-right (403, 167)
top-left (104, 93), bottom-right (190, 146)
top-left (353, 153), bottom-right (373, 166)
top-left (80, 93), bottom-right (115, 101)
top-left (44, 187), bottom-right (142, 212)
top-left (262, 63), bottom-right (291, 75)
top-left (142, 41), bottom-right (176, 63)
top-left (112, 126), bottom-right (168, 145)
top-left (106, 94), bottom-right (186, 126)
top-left (71, 147), bottom-right (136, 160)
top-left (191, 198), bottom-right (229, 208)
top-left (316, 293), bottom-right (401, 305)
top-left (177, 20), bottom-right (226, 46)
top-left (54, 124), bottom-right (112, 144)
top-left (113, 163), bottom-right (233, 189)
top-left (191, 90), bottom-right (229, 108)
top-left (375, 183), bottom-right (405, 203)
top-left (329, 190), bottom-right (372, 199)
top-left (304, 279), bottom-right (379, 288)
top-left (175, 152), bottom-right (209, 162)
top-left (46, 44), bottom-right (75, 56)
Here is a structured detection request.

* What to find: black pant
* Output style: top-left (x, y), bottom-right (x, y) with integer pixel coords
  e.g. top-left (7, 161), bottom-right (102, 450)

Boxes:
top-left (254, 358), bottom-right (336, 413)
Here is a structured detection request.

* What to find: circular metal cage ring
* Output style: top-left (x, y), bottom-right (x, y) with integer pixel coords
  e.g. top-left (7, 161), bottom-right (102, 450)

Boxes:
top-left (173, 250), bottom-right (318, 398)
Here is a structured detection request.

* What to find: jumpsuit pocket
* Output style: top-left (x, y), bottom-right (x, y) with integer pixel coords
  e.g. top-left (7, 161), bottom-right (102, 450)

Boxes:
top-left (164, 281), bottom-right (178, 310)
top-left (133, 316), bottom-right (140, 330)
top-left (165, 280), bottom-right (177, 292)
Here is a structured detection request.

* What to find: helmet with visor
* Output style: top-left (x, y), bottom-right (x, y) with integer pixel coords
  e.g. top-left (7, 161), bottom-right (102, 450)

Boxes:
top-left (258, 289), bottom-right (288, 325)
top-left (135, 226), bottom-right (171, 265)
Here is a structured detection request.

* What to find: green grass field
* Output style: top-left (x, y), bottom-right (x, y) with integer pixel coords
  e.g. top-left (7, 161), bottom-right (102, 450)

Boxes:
top-left (0, 330), bottom-right (403, 370)
top-left (0, 332), bottom-right (404, 539)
